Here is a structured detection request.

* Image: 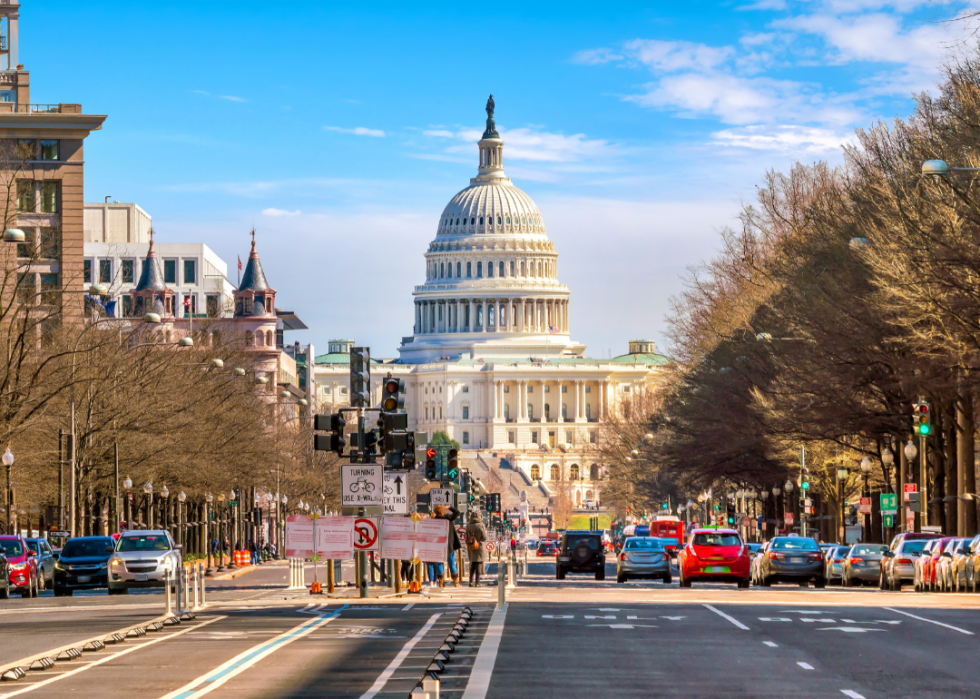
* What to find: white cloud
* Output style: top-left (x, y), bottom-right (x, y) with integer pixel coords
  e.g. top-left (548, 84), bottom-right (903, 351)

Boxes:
top-left (423, 129), bottom-right (455, 138)
top-left (323, 125), bottom-right (386, 137)
top-left (220, 95), bottom-right (247, 103)
top-left (738, 0), bottom-right (788, 9)
top-left (431, 126), bottom-right (615, 164)
top-left (261, 208), bottom-right (301, 217)
top-left (624, 39), bottom-right (734, 72)
top-left (571, 47), bottom-right (625, 65)
top-left (711, 124), bottom-right (860, 153)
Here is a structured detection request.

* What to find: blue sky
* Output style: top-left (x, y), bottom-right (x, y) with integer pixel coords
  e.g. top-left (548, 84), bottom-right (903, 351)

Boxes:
top-left (31, 0), bottom-right (977, 357)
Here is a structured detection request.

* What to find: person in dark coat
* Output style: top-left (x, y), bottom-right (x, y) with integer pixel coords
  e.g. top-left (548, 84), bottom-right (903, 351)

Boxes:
top-left (434, 505), bottom-right (462, 586)
top-left (464, 510), bottom-right (488, 587)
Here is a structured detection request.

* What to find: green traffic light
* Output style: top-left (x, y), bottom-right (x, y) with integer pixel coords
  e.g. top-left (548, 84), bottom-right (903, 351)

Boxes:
top-left (919, 424), bottom-right (931, 436)
top-left (801, 482), bottom-right (809, 490)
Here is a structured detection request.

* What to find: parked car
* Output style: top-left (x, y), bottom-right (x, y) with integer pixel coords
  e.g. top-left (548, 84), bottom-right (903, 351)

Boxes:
top-left (0, 535), bottom-right (39, 597)
top-left (881, 537), bottom-right (931, 591)
top-left (750, 541), bottom-right (771, 585)
top-left (107, 530), bottom-right (181, 594)
top-left (937, 538), bottom-right (971, 592)
top-left (53, 536), bottom-right (116, 596)
top-left (24, 537), bottom-right (56, 588)
top-left (913, 539), bottom-right (944, 591)
top-left (616, 537), bottom-right (671, 584)
top-left (757, 536), bottom-right (826, 587)
top-left (0, 551), bottom-right (9, 599)
top-left (556, 530), bottom-right (606, 581)
top-left (824, 545), bottom-right (849, 585)
top-left (964, 534), bottom-right (980, 592)
top-left (841, 544), bottom-right (888, 587)
top-left (678, 529), bottom-right (750, 588)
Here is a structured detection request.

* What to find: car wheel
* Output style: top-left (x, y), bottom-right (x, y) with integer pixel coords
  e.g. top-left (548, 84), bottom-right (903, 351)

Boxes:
top-left (663, 573), bottom-right (672, 585)
top-left (762, 575), bottom-right (771, 587)
top-left (108, 586), bottom-right (128, 595)
top-left (617, 574), bottom-right (626, 584)
top-left (814, 577), bottom-right (826, 589)
top-left (595, 568), bottom-right (605, 581)
top-left (0, 582), bottom-right (8, 599)
top-left (556, 567), bottom-right (566, 581)
top-left (799, 581), bottom-right (809, 588)
top-left (737, 578), bottom-right (749, 589)
top-left (880, 572), bottom-right (888, 590)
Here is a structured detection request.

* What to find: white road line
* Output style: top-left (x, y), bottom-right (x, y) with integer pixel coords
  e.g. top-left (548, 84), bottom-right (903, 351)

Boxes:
top-left (841, 691), bottom-right (865, 698)
top-left (797, 662), bottom-right (814, 670)
top-left (159, 606), bottom-right (346, 699)
top-left (763, 641), bottom-right (778, 647)
top-left (357, 613), bottom-right (441, 699)
top-left (0, 616), bottom-right (224, 699)
top-left (461, 607), bottom-right (507, 699)
top-left (884, 607), bottom-right (975, 635)
top-left (704, 604), bottom-right (749, 630)
top-left (402, 603), bottom-right (414, 611)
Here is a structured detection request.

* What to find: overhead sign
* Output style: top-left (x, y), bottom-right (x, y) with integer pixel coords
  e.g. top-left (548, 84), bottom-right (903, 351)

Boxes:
top-left (859, 497), bottom-right (872, 515)
top-left (383, 474), bottom-right (408, 514)
top-left (342, 464), bottom-right (383, 508)
top-left (354, 517), bottom-right (379, 551)
top-left (880, 493), bottom-right (897, 514)
top-left (430, 488), bottom-right (452, 509)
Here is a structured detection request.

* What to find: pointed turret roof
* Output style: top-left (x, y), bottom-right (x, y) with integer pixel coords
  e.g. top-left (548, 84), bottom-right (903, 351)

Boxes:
top-left (134, 230), bottom-right (167, 291)
top-left (239, 229), bottom-right (271, 291)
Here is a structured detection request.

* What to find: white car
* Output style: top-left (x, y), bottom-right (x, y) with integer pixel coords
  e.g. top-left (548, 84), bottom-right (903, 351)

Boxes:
top-left (108, 530), bottom-right (181, 595)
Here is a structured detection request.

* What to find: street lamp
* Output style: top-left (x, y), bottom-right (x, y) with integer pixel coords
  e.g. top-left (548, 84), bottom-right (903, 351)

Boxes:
top-left (860, 456), bottom-right (873, 539)
top-left (205, 493), bottom-right (214, 575)
top-left (837, 467), bottom-right (849, 541)
top-left (177, 491), bottom-right (186, 549)
top-left (2, 447), bottom-right (13, 535)
top-left (143, 482), bottom-right (154, 529)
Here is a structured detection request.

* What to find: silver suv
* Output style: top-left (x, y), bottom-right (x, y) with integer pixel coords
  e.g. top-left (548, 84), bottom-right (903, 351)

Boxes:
top-left (107, 530), bottom-right (180, 595)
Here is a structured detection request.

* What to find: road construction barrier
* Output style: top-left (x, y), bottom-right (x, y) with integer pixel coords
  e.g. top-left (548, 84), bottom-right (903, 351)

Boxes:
top-left (233, 550), bottom-right (250, 567)
top-left (287, 558), bottom-right (305, 590)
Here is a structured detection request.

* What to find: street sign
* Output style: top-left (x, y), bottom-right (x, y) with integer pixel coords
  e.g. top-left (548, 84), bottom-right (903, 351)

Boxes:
top-left (804, 498), bottom-right (812, 508)
top-left (456, 526), bottom-right (467, 541)
top-left (342, 464), bottom-right (383, 508)
top-left (49, 530), bottom-right (70, 538)
top-left (903, 483), bottom-right (917, 502)
top-left (383, 474), bottom-right (408, 515)
top-left (353, 517), bottom-right (380, 551)
top-left (859, 497), bottom-right (872, 515)
top-left (784, 512), bottom-right (794, 525)
top-left (880, 493), bottom-right (897, 514)
top-left (486, 540), bottom-right (496, 552)
top-left (430, 488), bottom-right (452, 509)
top-left (906, 507), bottom-right (915, 529)
top-left (883, 514), bottom-right (894, 528)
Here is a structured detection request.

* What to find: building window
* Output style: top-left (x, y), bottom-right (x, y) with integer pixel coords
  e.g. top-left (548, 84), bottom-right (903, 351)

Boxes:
top-left (585, 386), bottom-right (591, 393)
top-left (550, 464), bottom-right (558, 480)
top-left (121, 259), bottom-right (135, 284)
top-left (83, 259), bottom-right (92, 284)
top-left (623, 386), bottom-right (631, 393)
top-left (504, 404), bottom-right (510, 420)
top-left (341, 387), bottom-right (348, 395)
top-left (589, 431), bottom-right (596, 444)
top-left (39, 273), bottom-right (58, 305)
top-left (530, 464), bottom-right (540, 479)
top-left (544, 386), bottom-right (550, 393)
top-left (477, 262), bottom-right (482, 278)
top-left (565, 430), bottom-right (572, 444)
top-left (467, 262), bottom-right (472, 278)
top-left (183, 259), bottom-right (197, 285)
top-left (509, 431), bottom-right (516, 444)
top-left (488, 304), bottom-right (494, 327)
top-left (163, 259), bottom-right (177, 284)
top-left (586, 404), bottom-right (591, 420)
top-left (15, 228), bottom-right (33, 258)
top-left (570, 464), bottom-right (580, 480)
top-left (463, 431), bottom-right (470, 445)
top-left (544, 403), bottom-right (551, 420)
top-left (590, 464), bottom-right (600, 480)
top-left (245, 331), bottom-right (254, 346)
top-left (562, 403), bottom-right (567, 420)
top-left (476, 304), bottom-right (483, 328)
top-left (323, 386), bottom-right (331, 394)
top-left (503, 385), bottom-right (509, 393)
top-left (462, 406), bottom-right (469, 419)
top-left (439, 406), bottom-right (443, 419)
top-left (99, 259), bottom-right (112, 284)
top-left (39, 227), bottom-right (58, 259)
top-left (462, 386), bottom-right (469, 393)
top-left (528, 404), bottom-right (534, 420)
top-left (438, 304), bottom-right (443, 321)
top-left (532, 431), bottom-right (539, 444)
top-left (15, 273), bottom-right (32, 305)
top-left (425, 407), bottom-right (429, 420)
top-left (457, 262), bottom-right (461, 277)
top-left (183, 294), bottom-right (197, 316)
top-left (40, 140), bottom-right (60, 161)
top-left (16, 180), bottom-right (34, 212)
top-left (527, 385), bottom-right (534, 393)
top-left (510, 261), bottom-right (515, 276)
top-left (488, 261), bottom-right (494, 278)
top-left (244, 298), bottom-right (253, 315)
top-left (122, 294), bottom-right (133, 317)
top-left (562, 385), bottom-right (568, 393)
top-left (206, 294), bottom-right (219, 317)
top-left (40, 182), bottom-right (58, 213)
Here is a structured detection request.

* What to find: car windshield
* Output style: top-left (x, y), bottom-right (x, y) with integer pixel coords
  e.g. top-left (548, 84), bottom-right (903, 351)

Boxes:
top-left (851, 545), bottom-right (887, 556)
top-left (902, 541), bottom-right (928, 555)
top-left (62, 539), bottom-right (115, 557)
top-left (565, 536), bottom-right (599, 550)
top-left (0, 540), bottom-right (23, 557)
top-left (116, 535), bottom-right (171, 552)
top-left (693, 533), bottom-right (741, 547)
top-left (625, 538), bottom-right (664, 550)
top-left (24, 540), bottom-right (39, 553)
top-left (772, 538), bottom-right (819, 551)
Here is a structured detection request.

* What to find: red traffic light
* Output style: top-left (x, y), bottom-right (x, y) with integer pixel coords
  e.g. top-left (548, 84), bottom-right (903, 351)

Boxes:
top-left (426, 448), bottom-right (436, 459)
top-left (448, 448), bottom-right (458, 458)
top-left (384, 378), bottom-right (400, 393)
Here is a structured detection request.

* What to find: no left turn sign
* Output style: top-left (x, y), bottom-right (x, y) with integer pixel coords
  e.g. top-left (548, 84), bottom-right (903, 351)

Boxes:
top-left (456, 526), bottom-right (467, 541)
top-left (354, 517), bottom-right (379, 551)
top-left (486, 541), bottom-right (496, 552)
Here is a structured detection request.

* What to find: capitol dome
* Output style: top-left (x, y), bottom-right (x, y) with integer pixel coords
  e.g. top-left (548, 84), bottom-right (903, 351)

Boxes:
top-left (399, 96), bottom-right (584, 365)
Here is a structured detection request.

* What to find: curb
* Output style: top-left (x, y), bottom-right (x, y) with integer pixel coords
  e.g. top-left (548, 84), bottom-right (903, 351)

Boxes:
top-left (0, 611), bottom-right (180, 682)
top-left (212, 565), bottom-right (258, 581)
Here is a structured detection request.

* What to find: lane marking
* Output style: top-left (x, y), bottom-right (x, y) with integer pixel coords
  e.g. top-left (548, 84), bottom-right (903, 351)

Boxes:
top-left (763, 641), bottom-right (778, 647)
top-left (401, 603), bottom-right (414, 611)
top-left (160, 606), bottom-right (347, 699)
top-left (704, 604), bottom-right (749, 630)
top-left (0, 617), bottom-right (224, 698)
top-left (797, 662), bottom-right (814, 670)
top-left (841, 691), bottom-right (865, 699)
top-left (461, 607), bottom-right (507, 699)
top-left (357, 613), bottom-right (441, 699)
top-left (884, 607), bottom-right (975, 635)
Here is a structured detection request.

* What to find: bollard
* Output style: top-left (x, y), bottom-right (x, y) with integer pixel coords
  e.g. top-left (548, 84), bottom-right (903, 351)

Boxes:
top-left (175, 566), bottom-right (184, 617)
top-left (327, 558), bottom-right (335, 594)
top-left (497, 554), bottom-right (507, 611)
top-left (507, 549), bottom-right (516, 590)
top-left (193, 563), bottom-right (200, 610)
top-left (183, 565), bottom-right (191, 611)
top-left (422, 676), bottom-right (440, 699)
top-left (165, 568), bottom-right (173, 617)
top-left (199, 561), bottom-right (207, 608)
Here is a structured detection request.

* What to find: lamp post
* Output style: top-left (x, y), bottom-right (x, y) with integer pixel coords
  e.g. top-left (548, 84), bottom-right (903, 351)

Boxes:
top-left (177, 491), bottom-right (186, 550)
top-left (2, 447), bottom-right (13, 535)
top-left (216, 493), bottom-right (226, 571)
top-left (143, 482), bottom-right (154, 530)
top-left (760, 490), bottom-right (769, 540)
top-left (122, 476), bottom-right (132, 531)
top-left (784, 480), bottom-right (795, 533)
top-left (837, 467), bottom-right (849, 542)
top-left (905, 439), bottom-right (919, 532)
top-left (205, 493), bottom-right (214, 575)
top-left (160, 484), bottom-right (170, 535)
top-left (772, 485), bottom-right (782, 534)
top-left (860, 457), bottom-right (872, 541)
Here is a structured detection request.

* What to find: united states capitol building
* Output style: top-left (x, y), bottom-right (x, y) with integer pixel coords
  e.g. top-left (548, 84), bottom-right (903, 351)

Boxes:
top-left (313, 98), bottom-right (669, 510)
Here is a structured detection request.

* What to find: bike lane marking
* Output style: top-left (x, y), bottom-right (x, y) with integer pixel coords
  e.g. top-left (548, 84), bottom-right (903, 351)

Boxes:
top-left (703, 604), bottom-right (750, 630)
top-left (884, 607), bottom-right (974, 635)
top-left (357, 612), bottom-right (442, 699)
top-left (461, 607), bottom-right (507, 699)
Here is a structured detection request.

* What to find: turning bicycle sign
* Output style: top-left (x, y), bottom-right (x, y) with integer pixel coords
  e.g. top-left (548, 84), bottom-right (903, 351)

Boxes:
top-left (342, 464), bottom-right (384, 507)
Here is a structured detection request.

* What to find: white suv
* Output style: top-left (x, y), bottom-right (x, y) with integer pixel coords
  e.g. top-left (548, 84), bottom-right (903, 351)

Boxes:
top-left (107, 530), bottom-right (180, 595)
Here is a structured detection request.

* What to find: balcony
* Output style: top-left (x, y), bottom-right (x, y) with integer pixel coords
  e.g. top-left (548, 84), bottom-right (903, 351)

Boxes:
top-left (0, 103), bottom-right (83, 114)
top-left (0, 37), bottom-right (7, 51)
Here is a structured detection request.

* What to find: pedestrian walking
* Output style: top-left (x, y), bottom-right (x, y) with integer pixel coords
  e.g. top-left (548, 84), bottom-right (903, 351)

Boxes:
top-left (465, 510), bottom-right (487, 587)
top-left (248, 539), bottom-right (258, 565)
top-left (434, 505), bottom-right (462, 587)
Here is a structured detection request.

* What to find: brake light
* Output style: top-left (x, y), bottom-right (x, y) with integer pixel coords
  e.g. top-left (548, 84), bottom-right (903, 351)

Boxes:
top-left (809, 553), bottom-right (822, 561)
top-left (849, 557), bottom-right (864, 563)
top-left (898, 558), bottom-right (912, 565)
top-left (620, 553), bottom-right (627, 561)
top-left (769, 552), bottom-right (779, 560)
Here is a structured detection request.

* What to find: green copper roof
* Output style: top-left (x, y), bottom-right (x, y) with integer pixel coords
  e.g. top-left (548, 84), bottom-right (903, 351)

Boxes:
top-left (314, 353), bottom-right (384, 365)
top-left (608, 352), bottom-right (673, 366)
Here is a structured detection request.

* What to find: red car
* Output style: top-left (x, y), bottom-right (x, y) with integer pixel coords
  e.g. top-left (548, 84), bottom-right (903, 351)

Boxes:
top-left (0, 535), bottom-right (39, 597)
top-left (924, 537), bottom-right (956, 591)
top-left (678, 528), bottom-right (751, 588)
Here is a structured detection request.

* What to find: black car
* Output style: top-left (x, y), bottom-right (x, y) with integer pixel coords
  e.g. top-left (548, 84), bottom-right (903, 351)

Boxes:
top-left (557, 530), bottom-right (606, 580)
top-left (759, 536), bottom-right (826, 587)
top-left (53, 536), bottom-right (115, 596)
top-left (24, 538), bottom-right (56, 589)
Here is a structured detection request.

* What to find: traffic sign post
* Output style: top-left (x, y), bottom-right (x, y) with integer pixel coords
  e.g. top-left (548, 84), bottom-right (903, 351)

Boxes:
top-left (858, 497), bottom-right (872, 515)
top-left (342, 464), bottom-right (383, 508)
top-left (879, 493), bottom-right (897, 514)
top-left (383, 474), bottom-right (408, 514)
top-left (354, 517), bottom-right (380, 551)
top-left (430, 488), bottom-right (452, 509)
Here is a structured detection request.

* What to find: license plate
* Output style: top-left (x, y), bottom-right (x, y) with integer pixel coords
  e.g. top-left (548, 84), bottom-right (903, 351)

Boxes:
top-left (135, 574), bottom-right (148, 582)
top-left (789, 557), bottom-right (804, 564)
top-left (704, 565), bottom-right (730, 573)
top-left (76, 576), bottom-right (91, 583)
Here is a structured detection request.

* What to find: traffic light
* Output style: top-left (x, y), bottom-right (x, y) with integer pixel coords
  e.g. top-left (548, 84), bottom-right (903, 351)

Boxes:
top-left (726, 501), bottom-right (736, 526)
top-left (313, 413), bottom-right (347, 456)
top-left (908, 491), bottom-right (922, 513)
top-left (488, 493), bottom-right (501, 513)
top-left (350, 347), bottom-right (371, 407)
top-left (363, 429), bottom-right (379, 456)
top-left (382, 376), bottom-right (405, 411)
top-left (447, 448), bottom-right (459, 480)
top-left (424, 447), bottom-right (437, 480)
top-left (913, 399), bottom-right (932, 437)
top-left (382, 412), bottom-right (410, 450)
top-left (801, 467), bottom-right (810, 491)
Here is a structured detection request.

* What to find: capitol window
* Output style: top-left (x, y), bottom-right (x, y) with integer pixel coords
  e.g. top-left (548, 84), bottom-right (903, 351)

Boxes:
top-left (499, 261), bottom-right (504, 277)
top-left (507, 217), bottom-right (511, 224)
top-left (503, 385), bottom-right (509, 393)
top-left (497, 216), bottom-right (502, 225)
top-left (440, 262), bottom-right (444, 277)
top-left (463, 406), bottom-right (469, 419)
top-left (510, 261), bottom-right (515, 276)
top-left (471, 217), bottom-right (475, 225)
top-left (566, 430), bottom-right (573, 444)
top-left (463, 432), bottom-right (470, 445)
top-left (585, 386), bottom-right (591, 393)
top-left (477, 262), bottom-right (483, 278)
top-left (456, 218), bottom-right (459, 225)
top-left (462, 386), bottom-right (469, 393)
top-left (457, 262), bottom-right (461, 277)
top-left (479, 216), bottom-right (484, 225)
top-left (511, 432), bottom-right (518, 446)
top-left (488, 262), bottom-right (493, 278)
top-left (467, 262), bottom-right (472, 278)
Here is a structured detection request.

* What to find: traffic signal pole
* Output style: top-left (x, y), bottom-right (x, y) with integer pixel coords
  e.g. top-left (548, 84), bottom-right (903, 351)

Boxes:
top-left (356, 409), bottom-right (369, 599)
top-left (920, 434), bottom-right (928, 530)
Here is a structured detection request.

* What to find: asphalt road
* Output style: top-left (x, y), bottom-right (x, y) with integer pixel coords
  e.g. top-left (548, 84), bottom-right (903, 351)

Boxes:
top-left (3, 558), bottom-right (980, 698)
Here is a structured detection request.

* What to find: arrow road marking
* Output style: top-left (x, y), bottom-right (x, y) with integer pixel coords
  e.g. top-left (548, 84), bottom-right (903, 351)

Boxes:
top-left (586, 624), bottom-right (659, 629)
top-left (797, 662), bottom-right (814, 670)
top-left (800, 618), bottom-right (835, 623)
top-left (542, 615), bottom-right (574, 619)
top-left (817, 627), bottom-right (884, 633)
top-left (585, 615), bottom-right (617, 620)
top-left (627, 616), bottom-right (659, 620)
top-left (759, 617), bottom-right (792, 622)
top-left (661, 616), bottom-right (686, 621)
top-left (763, 641), bottom-right (778, 648)
top-left (841, 691), bottom-right (866, 699)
